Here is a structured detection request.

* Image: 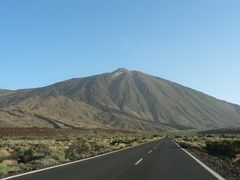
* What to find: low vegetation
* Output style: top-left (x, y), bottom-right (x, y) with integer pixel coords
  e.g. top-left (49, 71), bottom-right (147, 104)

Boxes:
top-left (173, 134), bottom-right (240, 179)
top-left (0, 134), bottom-right (161, 178)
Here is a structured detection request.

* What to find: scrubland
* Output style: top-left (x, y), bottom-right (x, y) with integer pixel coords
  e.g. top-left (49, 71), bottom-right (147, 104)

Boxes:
top-left (0, 134), bottom-right (161, 178)
top-left (173, 134), bottom-right (240, 179)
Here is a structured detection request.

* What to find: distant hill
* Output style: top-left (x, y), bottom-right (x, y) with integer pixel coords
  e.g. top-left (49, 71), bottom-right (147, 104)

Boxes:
top-left (0, 68), bottom-right (240, 132)
top-left (0, 89), bottom-right (14, 97)
top-left (200, 128), bottom-right (240, 134)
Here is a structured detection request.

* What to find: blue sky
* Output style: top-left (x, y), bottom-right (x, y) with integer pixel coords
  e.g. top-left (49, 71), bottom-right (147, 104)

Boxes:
top-left (0, 0), bottom-right (240, 104)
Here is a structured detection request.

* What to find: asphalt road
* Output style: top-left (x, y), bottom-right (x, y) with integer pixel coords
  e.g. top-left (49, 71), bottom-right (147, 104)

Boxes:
top-left (5, 137), bottom-right (220, 180)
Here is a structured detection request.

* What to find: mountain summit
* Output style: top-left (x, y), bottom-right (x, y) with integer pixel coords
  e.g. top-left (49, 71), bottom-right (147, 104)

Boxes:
top-left (113, 67), bottom-right (129, 73)
top-left (0, 68), bottom-right (240, 132)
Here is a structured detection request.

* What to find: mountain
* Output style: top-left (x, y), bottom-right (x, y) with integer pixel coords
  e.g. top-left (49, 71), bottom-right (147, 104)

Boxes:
top-left (0, 68), bottom-right (240, 132)
top-left (0, 89), bottom-right (14, 97)
top-left (200, 127), bottom-right (240, 134)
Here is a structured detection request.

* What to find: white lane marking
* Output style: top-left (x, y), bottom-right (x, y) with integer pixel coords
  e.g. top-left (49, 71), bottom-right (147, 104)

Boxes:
top-left (135, 158), bottom-right (143, 165)
top-left (174, 142), bottom-right (181, 148)
top-left (2, 139), bottom-right (163, 180)
top-left (172, 141), bottom-right (225, 180)
top-left (153, 146), bottom-right (157, 149)
top-left (148, 150), bottom-right (152, 154)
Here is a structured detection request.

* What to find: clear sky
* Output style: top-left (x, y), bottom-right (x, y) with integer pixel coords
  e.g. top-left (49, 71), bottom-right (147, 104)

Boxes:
top-left (0, 0), bottom-right (240, 105)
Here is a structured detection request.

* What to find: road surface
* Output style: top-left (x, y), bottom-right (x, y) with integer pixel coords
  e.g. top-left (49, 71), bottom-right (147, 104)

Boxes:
top-left (4, 137), bottom-right (221, 180)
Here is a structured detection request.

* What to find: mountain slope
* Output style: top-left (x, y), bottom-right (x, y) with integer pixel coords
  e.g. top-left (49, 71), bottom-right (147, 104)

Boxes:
top-left (0, 68), bottom-right (239, 131)
top-left (0, 89), bottom-right (14, 97)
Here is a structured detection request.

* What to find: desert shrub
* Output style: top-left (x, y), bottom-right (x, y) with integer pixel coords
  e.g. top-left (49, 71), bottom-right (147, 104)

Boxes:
top-left (127, 138), bottom-right (138, 144)
top-left (110, 138), bottom-right (122, 145)
top-left (0, 163), bottom-right (10, 177)
top-left (205, 140), bottom-right (240, 159)
top-left (229, 135), bottom-right (239, 139)
top-left (56, 136), bottom-right (71, 142)
top-left (15, 144), bottom-right (51, 163)
top-left (0, 147), bottom-right (15, 161)
top-left (32, 144), bottom-right (51, 157)
top-left (65, 139), bottom-right (91, 161)
top-left (33, 158), bottom-right (58, 169)
top-left (2, 159), bottom-right (17, 166)
top-left (12, 145), bottom-right (30, 162)
top-left (234, 158), bottom-right (240, 166)
top-left (178, 141), bottom-right (192, 149)
top-left (90, 141), bottom-right (106, 153)
top-left (86, 137), bottom-right (93, 141)
top-left (152, 134), bottom-right (159, 138)
top-left (110, 137), bottom-right (140, 146)
top-left (21, 149), bottom-right (36, 163)
top-left (220, 135), bottom-right (228, 138)
top-left (232, 140), bottom-right (240, 153)
top-left (49, 149), bottom-right (65, 161)
top-left (206, 135), bottom-right (213, 138)
top-left (183, 136), bottom-right (192, 142)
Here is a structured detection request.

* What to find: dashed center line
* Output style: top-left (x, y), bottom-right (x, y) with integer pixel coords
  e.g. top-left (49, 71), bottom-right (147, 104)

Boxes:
top-left (148, 150), bottom-right (152, 154)
top-left (135, 158), bottom-right (143, 165)
top-left (153, 146), bottom-right (157, 149)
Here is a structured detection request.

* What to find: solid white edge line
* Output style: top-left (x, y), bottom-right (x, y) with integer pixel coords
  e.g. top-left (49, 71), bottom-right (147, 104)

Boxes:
top-left (135, 158), bottom-right (143, 165)
top-left (2, 138), bottom-right (164, 180)
top-left (172, 141), bottom-right (225, 180)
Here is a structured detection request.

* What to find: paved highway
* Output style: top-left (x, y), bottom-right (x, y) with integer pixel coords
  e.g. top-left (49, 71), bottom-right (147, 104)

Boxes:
top-left (4, 137), bottom-right (222, 180)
